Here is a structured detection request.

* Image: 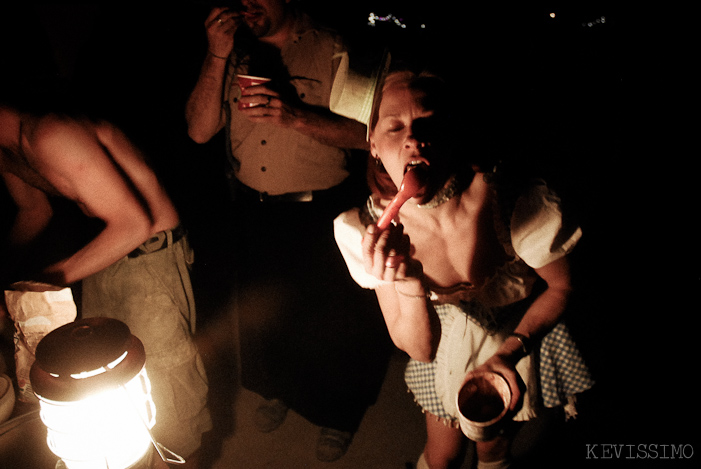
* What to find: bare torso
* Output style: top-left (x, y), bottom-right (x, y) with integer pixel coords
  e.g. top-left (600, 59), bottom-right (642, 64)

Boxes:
top-left (5, 113), bottom-right (178, 232)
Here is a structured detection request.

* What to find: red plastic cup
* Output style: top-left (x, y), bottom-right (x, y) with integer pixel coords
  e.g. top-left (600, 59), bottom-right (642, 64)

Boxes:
top-left (236, 74), bottom-right (271, 109)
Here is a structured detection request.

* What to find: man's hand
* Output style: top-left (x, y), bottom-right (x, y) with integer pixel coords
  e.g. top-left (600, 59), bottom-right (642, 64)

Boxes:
top-left (238, 84), bottom-right (301, 128)
top-left (205, 7), bottom-right (241, 59)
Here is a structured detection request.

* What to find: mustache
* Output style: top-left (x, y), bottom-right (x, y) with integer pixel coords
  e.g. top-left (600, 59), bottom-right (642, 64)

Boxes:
top-left (227, 1), bottom-right (262, 14)
top-left (242, 2), bottom-right (263, 14)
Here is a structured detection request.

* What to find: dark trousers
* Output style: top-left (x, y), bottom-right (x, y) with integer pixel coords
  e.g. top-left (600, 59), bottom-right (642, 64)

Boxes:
top-left (232, 181), bottom-right (393, 433)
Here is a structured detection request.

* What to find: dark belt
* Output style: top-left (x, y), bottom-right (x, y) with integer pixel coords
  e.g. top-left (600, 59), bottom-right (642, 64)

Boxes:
top-left (128, 225), bottom-right (186, 259)
top-left (235, 182), bottom-right (314, 203)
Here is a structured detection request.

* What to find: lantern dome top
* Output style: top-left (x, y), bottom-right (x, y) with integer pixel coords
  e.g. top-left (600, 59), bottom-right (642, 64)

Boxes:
top-left (30, 317), bottom-right (146, 401)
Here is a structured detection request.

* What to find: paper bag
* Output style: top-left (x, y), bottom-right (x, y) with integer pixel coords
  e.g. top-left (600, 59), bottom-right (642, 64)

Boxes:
top-left (4, 281), bottom-right (77, 402)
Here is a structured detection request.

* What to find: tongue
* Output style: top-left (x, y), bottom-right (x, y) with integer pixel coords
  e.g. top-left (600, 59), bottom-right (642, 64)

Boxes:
top-left (376, 165), bottom-right (428, 231)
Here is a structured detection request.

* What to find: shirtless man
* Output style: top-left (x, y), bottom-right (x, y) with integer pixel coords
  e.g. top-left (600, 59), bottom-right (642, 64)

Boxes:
top-left (0, 106), bottom-right (179, 283)
top-left (0, 102), bottom-right (211, 468)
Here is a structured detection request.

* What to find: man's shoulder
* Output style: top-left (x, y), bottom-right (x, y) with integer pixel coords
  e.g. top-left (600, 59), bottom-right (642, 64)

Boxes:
top-left (294, 11), bottom-right (344, 43)
top-left (29, 114), bottom-right (103, 158)
top-left (30, 114), bottom-right (78, 143)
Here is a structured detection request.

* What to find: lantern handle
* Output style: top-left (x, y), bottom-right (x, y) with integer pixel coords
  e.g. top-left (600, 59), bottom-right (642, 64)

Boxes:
top-left (120, 384), bottom-right (186, 465)
top-left (153, 441), bottom-right (186, 465)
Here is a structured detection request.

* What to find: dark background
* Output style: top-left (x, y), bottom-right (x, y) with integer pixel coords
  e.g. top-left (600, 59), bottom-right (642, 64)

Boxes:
top-left (1, 2), bottom-right (697, 466)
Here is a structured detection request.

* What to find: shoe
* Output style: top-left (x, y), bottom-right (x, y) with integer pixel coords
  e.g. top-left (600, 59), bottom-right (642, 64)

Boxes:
top-left (316, 427), bottom-right (353, 462)
top-left (254, 399), bottom-right (288, 433)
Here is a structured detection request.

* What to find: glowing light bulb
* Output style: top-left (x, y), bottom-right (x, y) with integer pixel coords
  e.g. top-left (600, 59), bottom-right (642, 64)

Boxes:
top-left (38, 367), bottom-right (155, 469)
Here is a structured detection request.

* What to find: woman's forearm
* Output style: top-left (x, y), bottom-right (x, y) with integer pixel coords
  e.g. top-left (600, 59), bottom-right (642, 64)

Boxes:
top-left (496, 256), bottom-right (573, 364)
top-left (377, 280), bottom-right (438, 362)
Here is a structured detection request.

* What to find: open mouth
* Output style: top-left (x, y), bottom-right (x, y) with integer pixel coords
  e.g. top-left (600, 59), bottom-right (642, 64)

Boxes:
top-left (404, 160), bottom-right (429, 175)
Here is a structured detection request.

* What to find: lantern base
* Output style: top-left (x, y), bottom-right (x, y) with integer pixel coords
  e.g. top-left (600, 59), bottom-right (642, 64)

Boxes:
top-left (55, 446), bottom-right (159, 469)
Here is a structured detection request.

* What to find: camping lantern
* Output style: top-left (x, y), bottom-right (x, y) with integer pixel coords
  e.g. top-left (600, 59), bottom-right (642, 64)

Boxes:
top-left (29, 317), bottom-right (160, 469)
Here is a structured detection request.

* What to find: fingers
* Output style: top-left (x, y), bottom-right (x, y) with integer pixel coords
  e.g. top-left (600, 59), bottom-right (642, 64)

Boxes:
top-left (508, 372), bottom-right (527, 412)
top-left (361, 224), bottom-right (378, 274)
top-left (495, 367), bottom-right (522, 412)
top-left (363, 224), bottom-right (393, 279)
top-left (206, 7), bottom-right (228, 23)
top-left (207, 7), bottom-right (241, 27)
top-left (362, 224), bottom-right (410, 282)
top-left (238, 86), bottom-right (278, 110)
top-left (384, 252), bottom-right (404, 269)
top-left (206, 7), bottom-right (240, 55)
top-left (240, 85), bottom-right (278, 98)
top-left (238, 89), bottom-right (300, 128)
top-left (472, 358), bottom-right (525, 413)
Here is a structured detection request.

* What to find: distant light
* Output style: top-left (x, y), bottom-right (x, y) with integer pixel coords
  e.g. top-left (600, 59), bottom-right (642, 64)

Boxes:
top-left (368, 12), bottom-right (376, 26)
top-left (582, 16), bottom-right (607, 28)
top-left (367, 12), bottom-right (410, 29)
top-left (549, 12), bottom-right (556, 18)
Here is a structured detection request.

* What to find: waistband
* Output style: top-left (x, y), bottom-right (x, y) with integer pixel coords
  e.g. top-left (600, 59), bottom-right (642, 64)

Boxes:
top-left (235, 182), bottom-right (314, 203)
top-left (128, 225), bottom-right (186, 259)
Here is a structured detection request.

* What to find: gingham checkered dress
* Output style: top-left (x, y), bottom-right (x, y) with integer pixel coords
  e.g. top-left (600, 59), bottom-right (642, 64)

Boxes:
top-left (404, 303), bottom-right (594, 424)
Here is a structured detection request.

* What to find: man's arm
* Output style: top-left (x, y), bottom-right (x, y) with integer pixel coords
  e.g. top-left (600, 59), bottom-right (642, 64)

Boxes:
top-left (185, 7), bottom-right (240, 143)
top-left (185, 52), bottom-right (229, 143)
top-left (292, 106), bottom-right (370, 151)
top-left (239, 86), bottom-right (370, 150)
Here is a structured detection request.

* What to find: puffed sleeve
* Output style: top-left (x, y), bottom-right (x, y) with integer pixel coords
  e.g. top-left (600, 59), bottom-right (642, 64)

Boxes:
top-left (333, 208), bottom-right (386, 289)
top-left (510, 181), bottom-right (582, 269)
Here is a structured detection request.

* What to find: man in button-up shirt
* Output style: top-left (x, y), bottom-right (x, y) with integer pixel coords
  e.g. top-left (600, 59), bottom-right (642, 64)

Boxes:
top-left (186, 0), bottom-right (391, 462)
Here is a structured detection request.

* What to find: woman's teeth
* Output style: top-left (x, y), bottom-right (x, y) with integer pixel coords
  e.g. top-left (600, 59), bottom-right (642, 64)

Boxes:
top-left (405, 161), bottom-right (427, 173)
